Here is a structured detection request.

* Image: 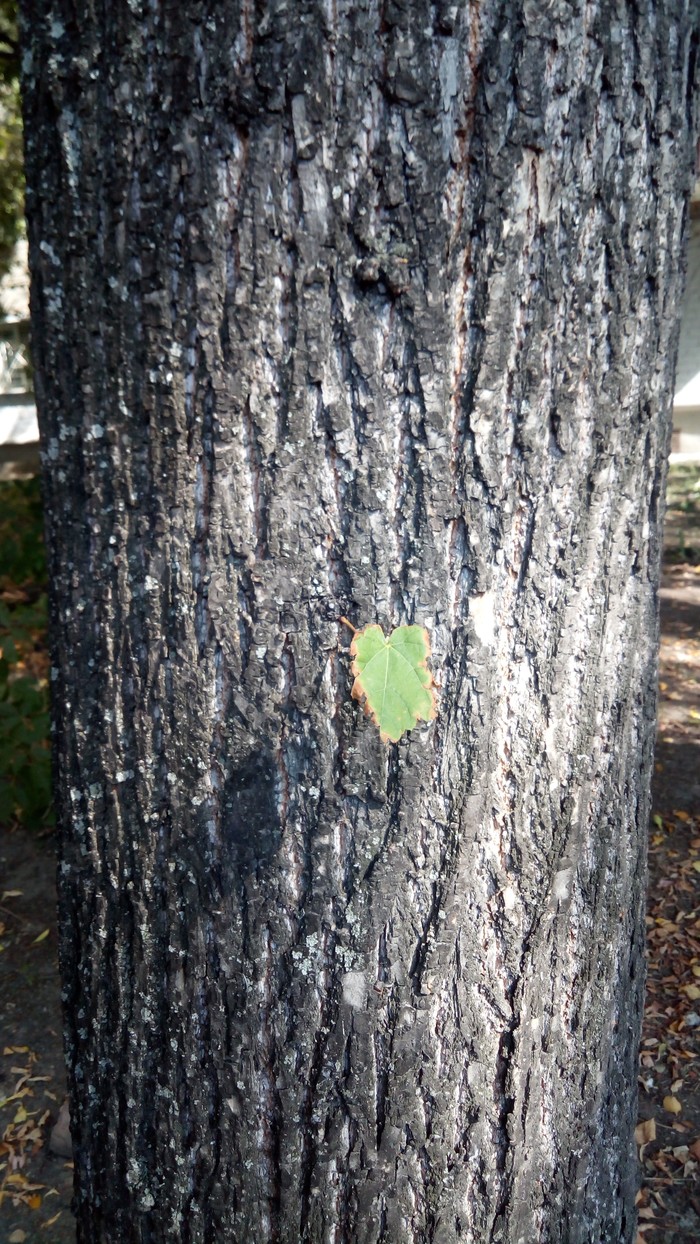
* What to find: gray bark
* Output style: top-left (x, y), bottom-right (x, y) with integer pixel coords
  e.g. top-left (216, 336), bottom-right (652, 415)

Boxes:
top-left (20, 1), bottom-right (698, 1241)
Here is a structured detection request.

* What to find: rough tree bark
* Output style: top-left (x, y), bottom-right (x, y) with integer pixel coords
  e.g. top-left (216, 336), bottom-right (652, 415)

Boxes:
top-left (21, 1), bottom-right (698, 1241)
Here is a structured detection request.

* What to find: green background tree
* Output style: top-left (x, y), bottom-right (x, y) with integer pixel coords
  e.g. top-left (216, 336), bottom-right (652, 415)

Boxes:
top-left (0, 0), bottom-right (23, 285)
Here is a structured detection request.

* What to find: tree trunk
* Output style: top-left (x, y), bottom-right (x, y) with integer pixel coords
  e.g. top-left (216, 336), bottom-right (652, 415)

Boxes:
top-left (21, 2), bottom-right (698, 1241)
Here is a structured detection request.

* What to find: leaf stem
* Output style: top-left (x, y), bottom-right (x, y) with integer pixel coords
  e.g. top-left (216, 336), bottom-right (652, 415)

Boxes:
top-left (339, 616), bottom-right (357, 635)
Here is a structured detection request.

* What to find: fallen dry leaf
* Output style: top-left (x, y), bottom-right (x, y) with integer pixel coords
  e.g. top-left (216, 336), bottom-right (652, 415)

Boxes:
top-left (3, 1173), bottom-right (44, 1190)
top-left (663, 1095), bottom-right (682, 1114)
top-left (635, 1119), bottom-right (656, 1146)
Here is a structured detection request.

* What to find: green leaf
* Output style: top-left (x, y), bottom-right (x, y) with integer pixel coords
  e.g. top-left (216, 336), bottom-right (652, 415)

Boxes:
top-left (350, 623), bottom-right (437, 743)
top-left (0, 637), bottom-right (17, 662)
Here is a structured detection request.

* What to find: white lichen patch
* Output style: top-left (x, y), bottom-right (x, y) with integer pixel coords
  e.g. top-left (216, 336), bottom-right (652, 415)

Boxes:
top-left (469, 590), bottom-right (496, 645)
top-left (341, 970), bottom-right (367, 1009)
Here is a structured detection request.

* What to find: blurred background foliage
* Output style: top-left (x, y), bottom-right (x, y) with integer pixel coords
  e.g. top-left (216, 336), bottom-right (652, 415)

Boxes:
top-left (666, 463), bottom-right (700, 565)
top-left (0, 477), bottom-right (52, 828)
top-left (0, 1), bottom-right (49, 829)
top-left (0, 0), bottom-right (23, 284)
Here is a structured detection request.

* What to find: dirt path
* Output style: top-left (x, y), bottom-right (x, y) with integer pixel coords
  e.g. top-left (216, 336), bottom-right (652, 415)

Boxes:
top-left (637, 564), bottom-right (700, 1244)
top-left (0, 834), bottom-right (73, 1243)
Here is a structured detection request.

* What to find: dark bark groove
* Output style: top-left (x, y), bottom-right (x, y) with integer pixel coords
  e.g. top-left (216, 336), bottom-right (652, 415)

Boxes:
top-left (20, 0), bottom-right (698, 1241)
